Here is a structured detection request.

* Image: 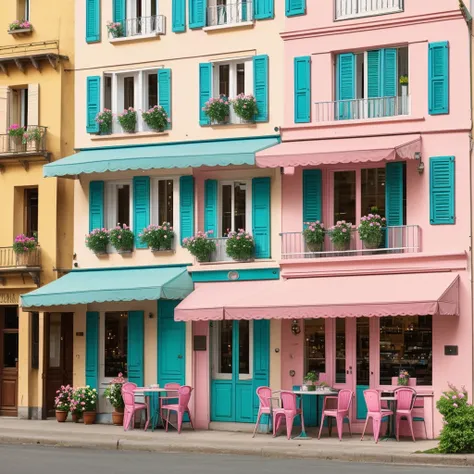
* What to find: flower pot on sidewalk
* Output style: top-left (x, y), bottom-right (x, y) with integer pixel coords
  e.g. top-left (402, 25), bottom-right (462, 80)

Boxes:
top-left (112, 407), bottom-right (124, 426)
top-left (55, 411), bottom-right (68, 423)
top-left (83, 411), bottom-right (97, 425)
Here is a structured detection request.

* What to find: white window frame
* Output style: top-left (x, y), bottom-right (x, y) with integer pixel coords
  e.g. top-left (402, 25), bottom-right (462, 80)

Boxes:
top-left (150, 177), bottom-right (180, 234)
top-left (212, 321), bottom-right (254, 381)
top-left (24, 0), bottom-right (30, 21)
top-left (208, 0), bottom-right (247, 26)
top-left (218, 180), bottom-right (252, 237)
top-left (104, 180), bottom-right (134, 232)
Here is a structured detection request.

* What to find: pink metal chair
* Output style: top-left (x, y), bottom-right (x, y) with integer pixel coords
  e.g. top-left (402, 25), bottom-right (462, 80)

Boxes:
top-left (361, 389), bottom-right (393, 443)
top-left (159, 382), bottom-right (180, 421)
top-left (252, 386), bottom-right (280, 437)
top-left (161, 385), bottom-right (194, 434)
top-left (122, 382), bottom-right (148, 431)
top-left (318, 389), bottom-right (353, 441)
top-left (272, 391), bottom-right (305, 440)
top-left (394, 387), bottom-right (417, 442)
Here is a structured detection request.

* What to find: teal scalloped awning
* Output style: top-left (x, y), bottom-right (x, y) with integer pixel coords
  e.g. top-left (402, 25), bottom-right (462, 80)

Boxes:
top-left (43, 136), bottom-right (280, 178)
top-left (21, 266), bottom-right (193, 308)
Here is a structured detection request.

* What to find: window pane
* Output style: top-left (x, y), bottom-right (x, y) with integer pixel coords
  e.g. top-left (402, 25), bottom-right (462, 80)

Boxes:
top-left (234, 183), bottom-right (246, 231)
top-left (151, 0), bottom-right (157, 17)
top-left (148, 74), bottom-right (158, 108)
top-left (158, 180), bottom-right (173, 226)
top-left (117, 185), bottom-right (130, 227)
top-left (3, 333), bottom-right (18, 368)
top-left (380, 316), bottom-right (432, 386)
top-left (104, 312), bottom-right (128, 378)
top-left (219, 65), bottom-right (230, 97)
top-left (305, 320), bottom-right (325, 374)
top-left (124, 77), bottom-right (135, 109)
top-left (104, 76), bottom-right (112, 110)
top-left (25, 188), bottom-right (39, 238)
top-left (335, 319), bottom-right (346, 384)
top-left (238, 321), bottom-right (250, 375)
top-left (361, 168), bottom-right (386, 217)
top-left (356, 318), bottom-right (370, 386)
top-left (49, 314), bottom-right (61, 368)
top-left (4, 307), bottom-right (18, 330)
top-left (236, 63), bottom-right (245, 95)
top-left (22, 89), bottom-right (29, 127)
top-left (334, 171), bottom-right (356, 224)
top-left (218, 321), bottom-right (233, 374)
top-left (221, 184), bottom-right (232, 236)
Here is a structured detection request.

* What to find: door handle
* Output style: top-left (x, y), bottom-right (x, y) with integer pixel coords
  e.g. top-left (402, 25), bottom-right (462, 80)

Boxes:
top-left (177, 354), bottom-right (183, 359)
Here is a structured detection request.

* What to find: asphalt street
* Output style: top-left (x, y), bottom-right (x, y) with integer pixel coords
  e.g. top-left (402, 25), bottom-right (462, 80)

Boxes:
top-left (0, 445), bottom-right (470, 474)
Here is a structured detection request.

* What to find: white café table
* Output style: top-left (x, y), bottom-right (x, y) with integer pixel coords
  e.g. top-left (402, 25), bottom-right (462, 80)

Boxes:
top-left (133, 386), bottom-right (178, 431)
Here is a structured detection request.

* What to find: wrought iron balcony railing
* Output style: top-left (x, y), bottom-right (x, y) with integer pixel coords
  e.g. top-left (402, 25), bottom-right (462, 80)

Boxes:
top-left (335, 0), bottom-right (404, 21)
top-left (207, 1), bottom-right (254, 27)
top-left (209, 238), bottom-right (233, 262)
top-left (108, 15), bottom-right (166, 39)
top-left (0, 246), bottom-right (41, 269)
top-left (0, 126), bottom-right (47, 156)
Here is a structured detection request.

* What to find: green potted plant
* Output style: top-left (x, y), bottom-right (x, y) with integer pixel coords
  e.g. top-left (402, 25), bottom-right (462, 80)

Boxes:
top-left (85, 228), bottom-right (110, 255)
top-left (399, 75), bottom-right (408, 86)
top-left (95, 109), bottom-right (113, 135)
top-left (140, 223), bottom-right (175, 252)
top-left (109, 224), bottom-right (134, 254)
top-left (73, 386), bottom-right (98, 425)
top-left (13, 233), bottom-right (38, 266)
top-left (398, 369), bottom-right (410, 386)
top-left (303, 221), bottom-right (326, 253)
top-left (225, 229), bottom-right (255, 262)
top-left (203, 96), bottom-right (230, 125)
top-left (22, 127), bottom-right (44, 151)
top-left (232, 94), bottom-right (258, 123)
top-left (8, 124), bottom-right (25, 152)
top-left (106, 21), bottom-right (125, 38)
top-left (142, 105), bottom-right (169, 132)
top-left (183, 231), bottom-right (217, 263)
top-left (118, 107), bottom-right (137, 133)
top-left (54, 384), bottom-right (73, 423)
top-left (8, 20), bottom-right (32, 33)
top-left (358, 208), bottom-right (386, 250)
top-left (329, 221), bottom-right (352, 252)
top-left (104, 373), bottom-right (125, 426)
top-left (303, 371), bottom-right (318, 391)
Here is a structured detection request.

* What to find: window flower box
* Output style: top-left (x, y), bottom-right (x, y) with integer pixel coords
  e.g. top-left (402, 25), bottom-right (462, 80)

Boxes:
top-left (8, 20), bottom-right (33, 36)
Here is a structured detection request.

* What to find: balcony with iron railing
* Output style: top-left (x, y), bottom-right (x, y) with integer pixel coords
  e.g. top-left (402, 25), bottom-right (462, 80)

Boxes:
top-left (0, 126), bottom-right (48, 158)
top-left (280, 225), bottom-right (420, 260)
top-left (108, 16), bottom-right (166, 42)
top-left (335, 0), bottom-right (404, 21)
top-left (206, 1), bottom-right (254, 28)
top-left (0, 246), bottom-right (41, 285)
top-left (314, 96), bottom-right (410, 123)
top-left (209, 238), bottom-right (233, 262)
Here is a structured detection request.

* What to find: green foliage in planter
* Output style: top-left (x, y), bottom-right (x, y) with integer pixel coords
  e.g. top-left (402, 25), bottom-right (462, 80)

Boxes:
top-left (9, 20), bottom-right (32, 31)
top-left (71, 386), bottom-right (98, 414)
top-left (54, 384), bottom-right (74, 412)
top-left (106, 21), bottom-right (124, 38)
top-left (140, 223), bottom-right (175, 250)
top-left (358, 207), bottom-right (386, 247)
top-left (203, 96), bottom-right (230, 123)
top-left (8, 124), bottom-right (25, 138)
top-left (109, 224), bottom-right (134, 252)
top-left (13, 234), bottom-right (37, 254)
top-left (303, 221), bottom-right (325, 245)
top-left (142, 105), bottom-right (169, 131)
top-left (22, 127), bottom-right (43, 145)
top-left (103, 374), bottom-right (125, 410)
top-left (232, 94), bottom-right (258, 121)
top-left (329, 221), bottom-right (352, 248)
top-left (225, 229), bottom-right (255, 261)
top-left (183, 231), bottom-right (216, 261)
top-left (85, 228), bottom-right (110, 253)
top-left (95, 109), bottom-right (113, 134)
top-left (118, 107), bottom-right (137, 133)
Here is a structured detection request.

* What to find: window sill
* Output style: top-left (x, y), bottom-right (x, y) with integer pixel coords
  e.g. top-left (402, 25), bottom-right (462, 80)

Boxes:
top-left (203, 21), bottom-right (254, 32)
top-left (205, 122), bottom-right (258, 129)
top-left (109, 32), bottom-right (163, 44)
top-left (90, 131), bottom-right (169, 141)
top-left (8, 28), bottom-right (33, 36)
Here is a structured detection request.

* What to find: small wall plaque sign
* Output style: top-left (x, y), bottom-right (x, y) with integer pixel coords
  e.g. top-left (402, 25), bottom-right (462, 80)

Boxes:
top-left (444, 345), bottom-right (458, 356)
top-left (194, 335), bottom-right (206, 351)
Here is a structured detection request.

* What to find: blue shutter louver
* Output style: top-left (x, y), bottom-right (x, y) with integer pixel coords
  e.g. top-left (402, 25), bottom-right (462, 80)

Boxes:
top-left (254, 0), bottom-right (274, 19)
top-left (86, 0), bottom-right (101, 43)
top-left (286, 0), bottom-right (306, 17)
top-left (336, 53), bottom-right (355, 120)
top-left (85, 312), bottom-right (99, 390)
top-left (86, 76), bottom-right (101, 133)
top-left (172, 0), bottom-right (186, 32)
top-left (253, 55), bottom-right (269, 123)
top-left (133, 176), bottom-right (150, 249)
top-left (89, 181), bottom-right (104, 231)
top-left (158, 69), bottom-right (172, 128)
top-left (128, 311), bottom-right (144, 387)
top-left (428, 41), bottom-right (449, 115)
top-left (204, 180), bottom-right (218, 235)
top-left (382, 48), bottom-right (397, 117)
top-left (252, 177), bottom-right (271, 259)
top-left (302, 169), bottom-right (322, 226)
top-left (294, 56), bottom-right (311, 123)
top-left (199, 63), bottom-right (212, 126)
top-left (180, 176), bottom-right (195, 243)
top-left (430, 156), bottom-right (455, 225)
top-left (385, 162), bottom-right (404, 227)
top-left (189, 0), bottom-right (206, 29)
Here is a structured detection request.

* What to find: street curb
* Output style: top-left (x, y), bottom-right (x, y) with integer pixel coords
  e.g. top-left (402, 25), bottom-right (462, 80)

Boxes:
top-left (0, 434), bottom-right (473, 467)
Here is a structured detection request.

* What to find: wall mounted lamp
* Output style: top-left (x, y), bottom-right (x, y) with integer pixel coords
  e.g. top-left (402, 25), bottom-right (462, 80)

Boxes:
top-left (291, 319), bottom-right (301, 335)
top-left (415, 152), bottom-right (425, 175)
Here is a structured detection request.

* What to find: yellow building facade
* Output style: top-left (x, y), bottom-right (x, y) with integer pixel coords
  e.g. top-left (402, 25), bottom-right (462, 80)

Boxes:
top-left (0, 0), bottom-right (74, 418)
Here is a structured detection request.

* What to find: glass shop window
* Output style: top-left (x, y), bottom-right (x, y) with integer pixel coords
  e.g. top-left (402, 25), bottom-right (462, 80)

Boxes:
top-left (104, 312), bottom-right (128, 378)
top-left (305, 320), bottom-right (326, 374)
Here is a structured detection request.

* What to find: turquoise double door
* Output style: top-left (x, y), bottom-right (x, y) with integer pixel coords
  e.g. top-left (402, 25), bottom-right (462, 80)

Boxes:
top-left (211, 320), bottom-right (269, 423)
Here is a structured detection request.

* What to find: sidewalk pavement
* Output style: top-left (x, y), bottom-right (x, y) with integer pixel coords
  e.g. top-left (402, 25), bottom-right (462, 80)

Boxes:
top-left (0, 418), bottom-right (472, 467)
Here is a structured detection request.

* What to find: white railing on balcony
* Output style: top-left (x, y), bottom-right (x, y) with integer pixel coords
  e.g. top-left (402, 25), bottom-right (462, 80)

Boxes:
top-left (207, 1), bottom-right (253, 27)
top-left (109, 15), bottom-right (165, 39)
top-left (314, 96), bottom-right (410, 122)
top-left (209, 238), bottom-right (233, 262)
top-left (335, 0), bottom-right (404, 20)
top-left (280, 225), bottom-right (420, 260)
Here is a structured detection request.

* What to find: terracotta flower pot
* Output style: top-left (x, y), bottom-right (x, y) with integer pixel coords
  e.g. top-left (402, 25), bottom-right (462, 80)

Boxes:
top-left (83, 411), bottom-right (96, 425)
top-left (55, 410), bottom-right (68, 423)
top-left (71, 413), bottom-right (80, 423)
top-left (112, 408), bottom-right (124, 426)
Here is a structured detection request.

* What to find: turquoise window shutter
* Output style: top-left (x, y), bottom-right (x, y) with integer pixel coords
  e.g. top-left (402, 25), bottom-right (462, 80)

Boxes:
top-left (89, 181), bottom-right (104, 231)
top-left (252, 177), bottom-right (271, 259)
top-left (199, 63), bottom-right (212, 126)
top-left (133, 176), bottom-right (150, 248)
top-left (112, 0), bottom-right (126, 24)
top-left (428, 41), bottom-right (449, 115)
top-left (252, 320), bottom-right (270, 418)
top-left (430, 156), bottom-right (455, 225)
top-left (85, 312), bottom-right (99, 389)
top-left (336, 53), bottom-right (355, 119)
top-left (302, 169), bottom-right (322, 226)
top-left (294, 56), bottom-right (311, 123)
top-left (86, 0), bottom-right (101, 43)
top-left (253, 55), bottom-right (269, 122)
top-left (254, 0), bottom-right (274, 19)
top-left (385, 162), bottom-right (404, 227)
top-left (382, 48), bottom-right (397, 116)
top-left (367, 50), bottom-right (381, 100)
top-left (189, 0), bottom-right (206, 29)
top-left (180, 176), bottom-right (195, 243)
top-left (172, 0), bottom-right (186, 32)
top-left (286, 0), bottom-right (306, 16)
top-left (86, 76), bottom-right (101, 134)
top-left (158, 69), bottom-right (172, 128)
top-left (128, 311), bottom-right (144, 387)
top-left (204, 180), bottom-right (218, 234)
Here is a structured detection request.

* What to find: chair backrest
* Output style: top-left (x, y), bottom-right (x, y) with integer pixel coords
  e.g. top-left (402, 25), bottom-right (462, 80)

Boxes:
top-left (338, 389), bottom-right (353, 412)
top-left (164, 382), bottom-right (180, 391)
top-left (178, 385), bottom-right (193, 409)
top-left (280, 391), bottom-right (297, 411)
top-left (395, 387), bottom-right (416, 411)
top-left (122, 382), bottom-right (137, 407)
top-left (363, 389), bottom-right (381, 413)
top-left (256, 386), bottom-right (272, 409)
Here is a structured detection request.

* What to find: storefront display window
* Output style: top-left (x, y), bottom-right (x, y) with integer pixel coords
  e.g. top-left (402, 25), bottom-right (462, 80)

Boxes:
top-left (104, 312), bottom-right (128, 378)
top-left (379, 316), bottom-right (432, 386)
top-left (335, 319), bottom-right (346, 383)
top-left (305, 320), bottom-right (326, 374)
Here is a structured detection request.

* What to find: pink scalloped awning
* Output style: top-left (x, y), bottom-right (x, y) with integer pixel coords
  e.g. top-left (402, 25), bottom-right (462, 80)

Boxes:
top-left (174, 273), bottom-right (459, 321)
top-left (256, 135), bottom-right (421, 168)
